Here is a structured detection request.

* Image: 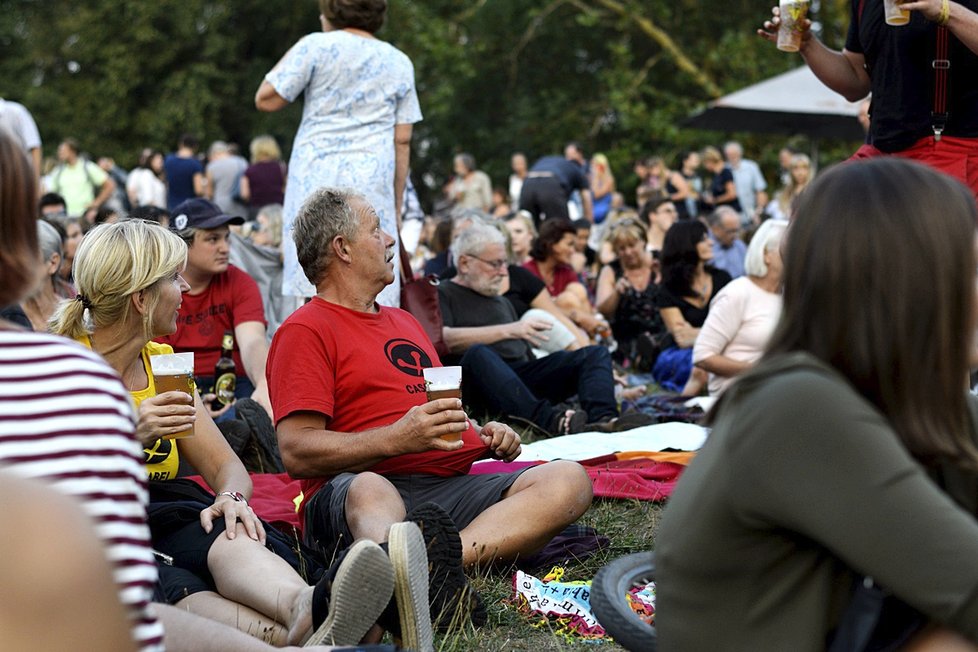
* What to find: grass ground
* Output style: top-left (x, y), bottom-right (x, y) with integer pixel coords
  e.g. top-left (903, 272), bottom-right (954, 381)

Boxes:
top-left (432, 498), bottom-right (663, 651)
top-left (428, 416), bottom-right (665, 652)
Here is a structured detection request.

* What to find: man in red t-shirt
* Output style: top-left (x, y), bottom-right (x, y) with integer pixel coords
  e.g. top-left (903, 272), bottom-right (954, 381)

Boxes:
top-left (160, 198), bottom-right (273, 417)
top-left (267, 188), bottom-right (593, 625)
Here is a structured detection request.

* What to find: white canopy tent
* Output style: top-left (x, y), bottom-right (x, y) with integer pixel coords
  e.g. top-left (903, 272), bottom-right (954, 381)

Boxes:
top-left (685, 66), bottom-right (867, 142)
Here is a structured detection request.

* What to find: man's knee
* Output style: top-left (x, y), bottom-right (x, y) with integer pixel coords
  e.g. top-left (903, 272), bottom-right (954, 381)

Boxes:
top-left (548, 460), bottom-right (593, 519)
top-left (460, 343), bottom-right (498, 368)
top-left (584, 344), bottom-right (612, 366)
top-left (518, 460), bottom-right (592, 520)
top-left (346, 472), bottom-right (402, 512)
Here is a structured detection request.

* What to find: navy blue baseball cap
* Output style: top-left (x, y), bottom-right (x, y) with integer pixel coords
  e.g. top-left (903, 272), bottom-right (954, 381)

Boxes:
top-left (170, 198), bottom-right (245, 231)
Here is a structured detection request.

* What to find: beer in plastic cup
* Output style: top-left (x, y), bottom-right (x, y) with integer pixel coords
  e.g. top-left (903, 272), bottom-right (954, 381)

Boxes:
top-left (777, 0), bottom-right (811, 52)
top-left (150, 352), bottom-right (195, 440)
top-left (883, 0), bottom-right (910, 25)
top-left (423, 366), bottom-right (463, 442)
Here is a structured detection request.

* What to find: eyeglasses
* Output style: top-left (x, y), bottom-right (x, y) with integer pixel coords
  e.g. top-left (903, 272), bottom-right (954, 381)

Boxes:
top-left (465, 254), bottom-right (508, 271)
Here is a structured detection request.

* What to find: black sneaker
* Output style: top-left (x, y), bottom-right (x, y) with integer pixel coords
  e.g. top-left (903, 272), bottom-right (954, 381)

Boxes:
top-left (405, 502), bottom-right (487, 630)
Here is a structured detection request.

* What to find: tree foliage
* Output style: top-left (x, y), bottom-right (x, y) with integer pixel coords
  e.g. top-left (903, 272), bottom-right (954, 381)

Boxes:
top-left (0, 0), bottom-right (857, 207)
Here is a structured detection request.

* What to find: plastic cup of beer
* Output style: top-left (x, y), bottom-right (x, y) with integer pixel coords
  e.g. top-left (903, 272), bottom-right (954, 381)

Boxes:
top-left (150, 352), bottom-right (195, 440)
top-left (423, 366), bottom-right (463, 442)
top-left (777, 0), bottom-right (811, 52)
top-left (883, 0), bottom-right (910, 25)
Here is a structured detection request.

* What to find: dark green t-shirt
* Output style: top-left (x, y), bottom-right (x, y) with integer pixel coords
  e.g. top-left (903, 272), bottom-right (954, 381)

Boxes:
top-left (656, 353), bottom-right (978, 650)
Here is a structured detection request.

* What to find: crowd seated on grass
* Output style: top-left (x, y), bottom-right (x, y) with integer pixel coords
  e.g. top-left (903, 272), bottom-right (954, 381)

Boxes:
top-left (5, 89), bottom-right (832, 647)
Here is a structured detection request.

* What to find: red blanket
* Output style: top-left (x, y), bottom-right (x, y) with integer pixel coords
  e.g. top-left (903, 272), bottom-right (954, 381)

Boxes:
top-left (191, 451), bottom-right (694, 537)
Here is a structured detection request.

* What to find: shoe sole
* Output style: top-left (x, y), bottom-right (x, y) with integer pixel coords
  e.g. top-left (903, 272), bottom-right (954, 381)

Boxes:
top-left (406, 503), bottom-right (486, 630)
top-left (387, 522), bottom-right (435, 652)
top-left (305, 539), bottom-right (394, 647)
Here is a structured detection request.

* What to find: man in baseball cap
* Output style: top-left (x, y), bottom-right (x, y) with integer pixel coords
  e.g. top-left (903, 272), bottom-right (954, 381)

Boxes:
top-left (160, 198), bottom-right (272, 419)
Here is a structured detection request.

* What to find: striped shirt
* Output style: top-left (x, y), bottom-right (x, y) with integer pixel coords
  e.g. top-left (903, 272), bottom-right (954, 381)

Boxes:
top-left (0, 332), bottom-right (164, 652)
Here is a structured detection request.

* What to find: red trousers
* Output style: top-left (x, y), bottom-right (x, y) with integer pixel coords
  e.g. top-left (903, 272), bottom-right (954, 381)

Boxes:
top-left (850, 135), bottom-right (978, 201)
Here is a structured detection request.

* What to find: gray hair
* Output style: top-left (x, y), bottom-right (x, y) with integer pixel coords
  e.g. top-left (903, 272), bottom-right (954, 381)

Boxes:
top-left (744, 219), bottom-right (788, 277)
top-left (293, 187), bottom-right (364, 287)
top-left (707, 205), bottom-right (740, 228)
top-left (255, 203), bottom-right (284, 248)
top-left (207, 140), bottom-right (229, 158)
top-left (37, 219), bottom-right (63, 265)
top-left (450, 220), bottom-right (505, 267)
top-left (454, 152), bottom-right (476, 173)
top-left (723, 141), bottom-right (743, 157)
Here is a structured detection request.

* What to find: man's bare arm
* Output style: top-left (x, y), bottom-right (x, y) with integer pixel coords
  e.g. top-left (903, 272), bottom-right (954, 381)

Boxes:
top-left (277, 402), bottom-right (468, 477)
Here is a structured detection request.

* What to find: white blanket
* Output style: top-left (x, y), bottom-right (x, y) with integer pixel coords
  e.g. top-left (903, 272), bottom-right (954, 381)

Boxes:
top-left (503, 422), bottom-right (708, 463)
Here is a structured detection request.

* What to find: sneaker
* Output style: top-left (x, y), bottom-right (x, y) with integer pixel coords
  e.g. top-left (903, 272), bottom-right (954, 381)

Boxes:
top-left (306, 539), bottom-right (395, 647)
top-left (387, 521), bottom-right (435, 651)
top-left (405, 502), bottom-right (487, 630)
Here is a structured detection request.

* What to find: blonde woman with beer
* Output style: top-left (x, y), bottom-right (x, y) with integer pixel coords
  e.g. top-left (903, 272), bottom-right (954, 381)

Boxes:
top-left (48, 220), bottom-right (408, 647)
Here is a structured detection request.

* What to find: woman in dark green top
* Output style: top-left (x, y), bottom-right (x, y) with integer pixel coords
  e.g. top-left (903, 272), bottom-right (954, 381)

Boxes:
top-left (657, 158), bottom-right (978, 651)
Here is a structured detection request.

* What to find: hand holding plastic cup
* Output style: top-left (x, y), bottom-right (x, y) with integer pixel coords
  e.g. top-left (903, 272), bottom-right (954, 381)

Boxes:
top-left (883, 0), bottom-right (910, 25)
top-left (150, 352), bottom-right (195, 439)
top-left (423, 366), bottom-right (464, 442)
top-left (777, 0), bottom-right (811, 52)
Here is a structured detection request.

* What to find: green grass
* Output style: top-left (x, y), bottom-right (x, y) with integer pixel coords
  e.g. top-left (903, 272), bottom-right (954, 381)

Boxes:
top-left (431, 498), bottom-right (663, 651)
top-left (428, 409), bottom-right (664, 651)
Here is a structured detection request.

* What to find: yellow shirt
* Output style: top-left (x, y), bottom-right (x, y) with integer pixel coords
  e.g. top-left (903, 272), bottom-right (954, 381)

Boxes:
top-left (77, 336), bottom-right (186, 481)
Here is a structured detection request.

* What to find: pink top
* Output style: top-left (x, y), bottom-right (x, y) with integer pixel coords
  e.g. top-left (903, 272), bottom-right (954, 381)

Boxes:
top-left (692, 277), bottom-right (782, 396)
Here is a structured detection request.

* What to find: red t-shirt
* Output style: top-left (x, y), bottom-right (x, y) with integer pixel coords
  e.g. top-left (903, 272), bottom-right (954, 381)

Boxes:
top-left (267, 298), bottom-right (488, 502)
top-left (523, 259), bottom-right (580, 297)
top-left (159, 265), bottom-right (266, 376)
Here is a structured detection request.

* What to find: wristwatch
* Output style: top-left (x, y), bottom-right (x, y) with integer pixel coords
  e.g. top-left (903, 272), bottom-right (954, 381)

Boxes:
top-left (216, 490), bottom-right (248, 506)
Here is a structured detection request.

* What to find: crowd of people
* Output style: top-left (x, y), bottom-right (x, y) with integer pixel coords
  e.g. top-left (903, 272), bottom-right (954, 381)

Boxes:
top-left (5, 0), bottom-right (978, 649)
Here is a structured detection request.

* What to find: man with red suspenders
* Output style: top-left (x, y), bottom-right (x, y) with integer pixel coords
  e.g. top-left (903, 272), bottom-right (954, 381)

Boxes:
top-left (759, 0), bottom-right (978, 199)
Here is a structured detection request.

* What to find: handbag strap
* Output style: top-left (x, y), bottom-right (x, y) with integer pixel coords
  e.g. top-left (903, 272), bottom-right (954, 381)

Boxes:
top-left (398, 240), bottom-right (414, 284)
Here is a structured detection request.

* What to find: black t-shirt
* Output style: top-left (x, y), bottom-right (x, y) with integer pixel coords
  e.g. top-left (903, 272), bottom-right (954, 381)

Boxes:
top-left (530, 156), bottom-right (590, 195)
top-left (438, 280), bottom-right (532, 364)
top-left (503, 265), bottom-right (546, 317)
top-left (846, 0), bottom-right (978, 152)
top-left (710, 167), bottom-right (742, 213)
top-left (656, 267), bottom-right (732, 327)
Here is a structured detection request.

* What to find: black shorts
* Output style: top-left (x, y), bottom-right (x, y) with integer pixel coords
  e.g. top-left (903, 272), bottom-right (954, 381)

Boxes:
top-left (149, 503), bottom-right (227, 604)
top-left (303, 471), bottom-right (530, 559)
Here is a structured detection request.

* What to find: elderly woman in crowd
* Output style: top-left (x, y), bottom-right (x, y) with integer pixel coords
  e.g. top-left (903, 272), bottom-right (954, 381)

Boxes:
top-left (658, 159), bottom-right (978, 651)
top-left (595, 218), bottom-right (666, 369)
top-left (257, 0), bottom-right (423, 307)
top-left (49, 219), bottom-right (399, 648)
top-left (692, 219), bottom-right (786, 396)
top-left (22, 219), bottom-right (74, 330)
top-left (524, 218), bottom-right (606, 337)
top-left (654, 219), bottom-right (731, 393)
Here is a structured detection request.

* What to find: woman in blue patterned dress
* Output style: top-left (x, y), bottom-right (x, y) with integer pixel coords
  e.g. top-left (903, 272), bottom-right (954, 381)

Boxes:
top-left (256, 0), bottom-right (423, 306)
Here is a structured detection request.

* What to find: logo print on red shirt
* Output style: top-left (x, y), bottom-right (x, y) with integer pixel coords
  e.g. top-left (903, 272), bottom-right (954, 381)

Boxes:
top-left (384, 338), bottom-right (432, 377)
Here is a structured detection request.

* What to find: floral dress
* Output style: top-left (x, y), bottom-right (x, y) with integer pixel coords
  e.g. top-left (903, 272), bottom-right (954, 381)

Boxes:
top-left (265, 31), bottom-right (423, 304)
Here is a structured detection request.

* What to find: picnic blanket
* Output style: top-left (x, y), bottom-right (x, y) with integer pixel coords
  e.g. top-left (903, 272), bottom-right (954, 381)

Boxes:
top-left (190, 423), bottom-right (706, 534)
